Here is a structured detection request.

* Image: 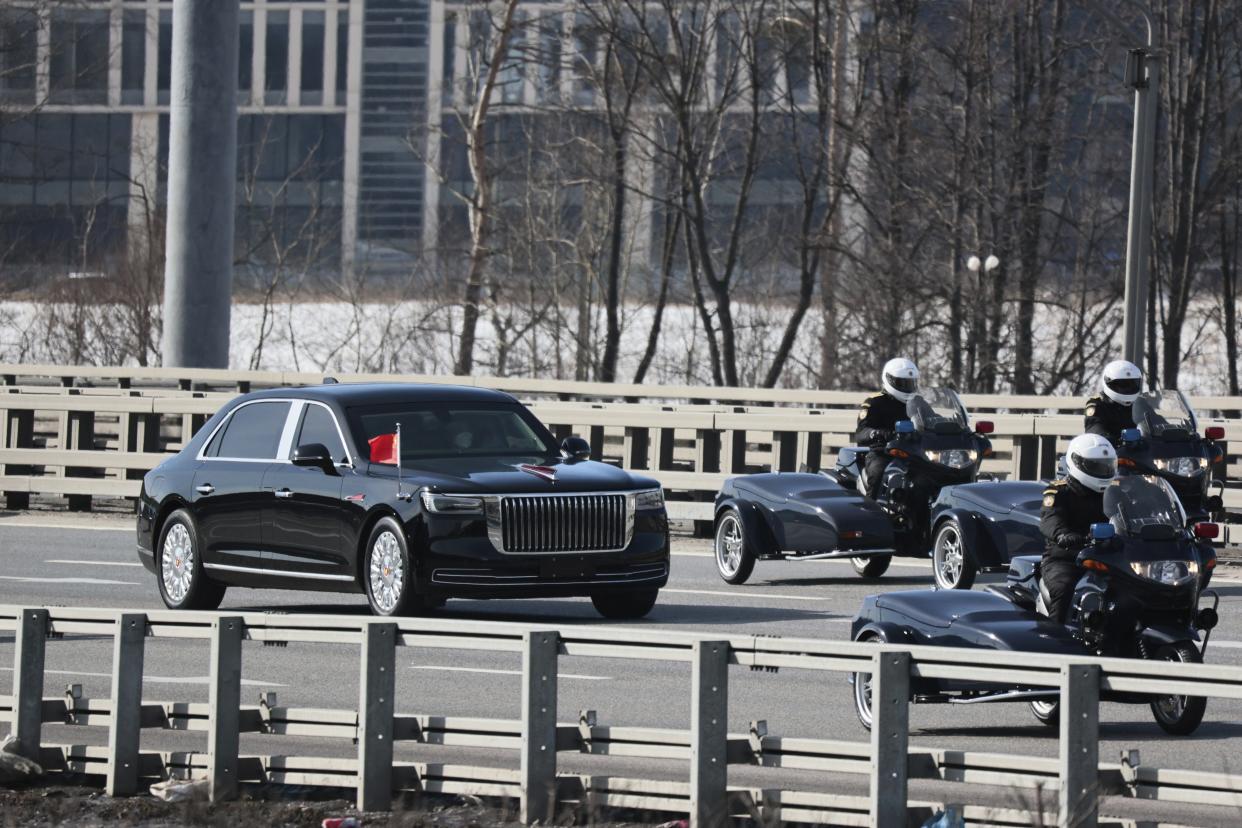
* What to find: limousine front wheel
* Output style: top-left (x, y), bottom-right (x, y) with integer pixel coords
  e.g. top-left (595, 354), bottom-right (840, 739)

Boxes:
top-left (591, 588), bottom-right (659, 620)
top-left (157, 509), bottom-right (225, 611)
top-left (365, 517), bottom-right (424, 617)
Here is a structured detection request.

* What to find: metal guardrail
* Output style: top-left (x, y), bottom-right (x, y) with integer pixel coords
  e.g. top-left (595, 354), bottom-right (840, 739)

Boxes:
top-left (1, 386), bottom-right (1237, 543)
top-left (2, 605), bottom-right (1241, 827)
top-left (5, 362), bottom-right (1242, 417)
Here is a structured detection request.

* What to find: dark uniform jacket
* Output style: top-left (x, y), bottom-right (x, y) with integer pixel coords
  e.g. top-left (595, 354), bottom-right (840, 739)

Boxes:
top-left (1039, 477), bottom-right (1106, 562)
top-left (1084, 395), bottom-right (1135, 445)
top-left (855, 392), bottom-right (908, 447)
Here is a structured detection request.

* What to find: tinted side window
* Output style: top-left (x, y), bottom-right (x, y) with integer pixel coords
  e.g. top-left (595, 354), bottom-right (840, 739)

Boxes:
top-left (295, 404), bottom-right (347, 462)
top-left (216, 401), bottom-right (290, 459)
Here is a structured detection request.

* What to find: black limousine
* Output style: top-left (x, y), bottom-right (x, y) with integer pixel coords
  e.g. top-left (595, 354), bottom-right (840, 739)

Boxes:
top-left (136, 383), bottom-right (670, 618)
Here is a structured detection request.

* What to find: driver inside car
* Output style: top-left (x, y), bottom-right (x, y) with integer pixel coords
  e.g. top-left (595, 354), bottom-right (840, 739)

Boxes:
top-left (1039, 433), bottom-right (1117, 623)
top-left (854, 357), bottom-right (919, 499)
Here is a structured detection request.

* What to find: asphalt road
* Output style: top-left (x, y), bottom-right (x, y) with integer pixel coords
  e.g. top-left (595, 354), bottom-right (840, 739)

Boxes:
top-left (2, 513), bottom-right (1241, 824)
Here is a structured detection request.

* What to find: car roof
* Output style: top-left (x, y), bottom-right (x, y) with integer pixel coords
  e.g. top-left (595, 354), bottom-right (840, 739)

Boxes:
top-left (241, 382), bottom-right (519, 406)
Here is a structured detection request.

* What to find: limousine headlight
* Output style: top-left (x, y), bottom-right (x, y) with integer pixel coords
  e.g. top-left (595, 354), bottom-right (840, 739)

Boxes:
top-left (634, 488), bottom-right (665, 510)
top-left (420, 491), bottom-right (485, 515)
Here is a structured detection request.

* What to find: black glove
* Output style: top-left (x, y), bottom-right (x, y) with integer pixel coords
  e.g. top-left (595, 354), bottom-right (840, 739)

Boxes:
top-left (869, 430), bottom-right (892, 448)
top-left (1058, 532), bottom-right (1085, 550)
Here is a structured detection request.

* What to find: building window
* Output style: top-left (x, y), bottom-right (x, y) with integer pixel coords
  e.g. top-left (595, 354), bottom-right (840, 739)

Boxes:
top-left (301, 10), bottom-right (325, 105)
top-left (157, 10), bottom-right (172, 104)
top-left (336, 9), bottom-right (349, 96)
top-left (238, 10), bottom-right (254, 104)
top-left (49, 9), bottom-right (109, 104)
top-left (0, 8), bottom-right (37, 103)
top-left (121, 10), bottom-right (146, 105)
top-left (265, 10), bottom-right (289, 104)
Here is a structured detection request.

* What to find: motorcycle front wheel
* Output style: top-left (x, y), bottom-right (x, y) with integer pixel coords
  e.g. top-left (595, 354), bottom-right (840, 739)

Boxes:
top-left (1150, 642), bottom-right (1207, 736)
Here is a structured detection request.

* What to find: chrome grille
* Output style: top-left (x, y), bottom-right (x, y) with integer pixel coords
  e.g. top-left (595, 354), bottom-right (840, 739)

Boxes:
top-left (499, 494), bottom-right (628, 553)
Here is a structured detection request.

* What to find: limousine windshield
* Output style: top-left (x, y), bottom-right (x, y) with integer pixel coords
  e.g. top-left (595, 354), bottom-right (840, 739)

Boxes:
top-left (347, 402), bottom-right (557, 461)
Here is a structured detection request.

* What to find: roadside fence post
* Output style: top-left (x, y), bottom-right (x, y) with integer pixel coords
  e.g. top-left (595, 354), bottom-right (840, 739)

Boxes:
top-left (208, 616), bottom-right (243, 802)
top-left (106, 612), bottom-right (147, 796)
top-left (1059, 663), bottom-right (1100, 828)
top-left (869, 650), bottom-right (911, 828)
top-left (520, 630), bottom-right (559, 825)
top-left (690, 640), bottom-right (729, 828)
top-left (12, 608), bottom-right (49, 759)
top-left (357, 621), bottom-right (397, 811)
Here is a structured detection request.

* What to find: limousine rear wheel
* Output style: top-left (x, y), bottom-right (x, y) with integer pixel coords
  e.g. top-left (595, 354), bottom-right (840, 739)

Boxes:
top-left (157, 509), bottom-right (225, 611)
top-left (364, 517), bottom-right (422, 617)
top-left (591, 588), bottom-right (659, 620)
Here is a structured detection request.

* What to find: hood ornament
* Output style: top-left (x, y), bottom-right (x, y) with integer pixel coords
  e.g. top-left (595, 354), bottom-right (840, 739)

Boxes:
top-left (517, 464), bottom-right (557, 483)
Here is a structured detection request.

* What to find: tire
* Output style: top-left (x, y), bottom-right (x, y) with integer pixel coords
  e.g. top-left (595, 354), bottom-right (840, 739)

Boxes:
top-left (1029, 699), bottom-right (1060, 728)
top-left (591, 589), bottom-right (659, 620)
top-left (363, 517), bottom-right (425, 617)
top-left (851, 632), bottom-right (882, 730)
top-left (714, 508), bottom-right (756, 585)
top-left (1149, 642), bottom-right (1208, 736)
top-left (851, 555), bottom-right (891, 579)
top-left (932, 520), bottom-right (977, 591)
top-left (156, 508), bottom-right (225, 611)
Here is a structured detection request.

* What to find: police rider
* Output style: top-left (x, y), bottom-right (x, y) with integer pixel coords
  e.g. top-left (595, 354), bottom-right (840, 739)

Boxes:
top-left (1040, 433), bottom-right (1117, 623)
top-left (855, 358), bottom-right (919, 499)
top-left (1084, 360), bottom-right (1141, 445)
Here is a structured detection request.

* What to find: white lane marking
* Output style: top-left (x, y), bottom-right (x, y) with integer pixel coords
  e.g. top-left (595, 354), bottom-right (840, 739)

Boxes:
top-left (0, 575), bottom-right (139, 586)
top-left (0, 667), bottom-right (285, 688)
top-left (1206, 641), bottom-right (1242, 649)
top-left (410, 665), bottom-right (610, 681)
top-left (0, 521), bottom-right (132, 532)
top-left (672, 549), bottom-right (931, 569)
top-left (46, 559), bottom-right (143, 567)
top-left (663, 587), bottom-right (833, 603)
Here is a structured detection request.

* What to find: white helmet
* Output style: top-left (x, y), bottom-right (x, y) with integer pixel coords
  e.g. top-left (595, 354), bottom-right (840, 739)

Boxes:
top-left (1101, 359), bottom-right (1142, 405)
top-left (1065, 433), bottom-right (1117, 493)
top-left (881, 357), bottom-right (919, 403)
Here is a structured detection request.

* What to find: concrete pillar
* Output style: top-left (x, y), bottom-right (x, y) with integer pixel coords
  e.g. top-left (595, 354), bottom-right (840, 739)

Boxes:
top-left (161, 0), bottom-right (239, 369)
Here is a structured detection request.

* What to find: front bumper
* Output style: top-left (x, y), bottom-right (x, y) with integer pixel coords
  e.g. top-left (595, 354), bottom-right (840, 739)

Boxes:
top-left (416, 509), bottom-right (670, 598)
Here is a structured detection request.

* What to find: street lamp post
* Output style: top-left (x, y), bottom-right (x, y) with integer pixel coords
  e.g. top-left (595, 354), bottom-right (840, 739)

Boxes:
top-left (965, 255), bottom-right (1000, 383)
top-left (1082, 1), bottom-right (1160, 371)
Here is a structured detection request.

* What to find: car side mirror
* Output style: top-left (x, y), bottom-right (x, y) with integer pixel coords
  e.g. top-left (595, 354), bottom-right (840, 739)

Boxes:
top-left (560, 436), bottom-right (591, 462)
top-left (895, 420), bottom-right (915, 435)
top-left (1120, 427), bottom-right (1141, 444)
top-left (1090, 522), bottom-right (1115, 541)
top-left (293, 443), bottom-right (335, 472)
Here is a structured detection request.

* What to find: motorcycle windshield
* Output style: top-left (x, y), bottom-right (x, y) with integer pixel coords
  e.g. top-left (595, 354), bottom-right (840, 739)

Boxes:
top-left (907, 387), bottom-right (969, 435)
top-left (1103, 475), bottom-right (1186, 537)
top-left (1132, 390), bottom-right (1198, 439)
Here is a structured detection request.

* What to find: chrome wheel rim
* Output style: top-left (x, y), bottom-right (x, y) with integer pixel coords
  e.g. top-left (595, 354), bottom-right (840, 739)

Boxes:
top-left (1031, 700), bottom-right (1058, 718)
top-left (936, 527), bottom-right (963, 587)
top-left (716, 515), bottom-right (743, 577)
top-left (161, 523), bottom-right (194, 603)
top-left (1153, 649), bottom-right (1188, 724)
top-left (853, 669), bottom-right (873, 727)
top-left (369, 530), bottom-right (405, 614)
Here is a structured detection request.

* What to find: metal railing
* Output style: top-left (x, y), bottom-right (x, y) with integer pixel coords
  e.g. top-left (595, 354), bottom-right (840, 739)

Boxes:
top-left (3, 604), bottom-right (1242, 827)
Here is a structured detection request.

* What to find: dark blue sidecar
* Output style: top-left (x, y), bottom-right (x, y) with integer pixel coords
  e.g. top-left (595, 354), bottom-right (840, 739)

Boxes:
top-left (713, 472), bottom-right (897, 584)
top-left (925, 479), bottom-right (1047, 590)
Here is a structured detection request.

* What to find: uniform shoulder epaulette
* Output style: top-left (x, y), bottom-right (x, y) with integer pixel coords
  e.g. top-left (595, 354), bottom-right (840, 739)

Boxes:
top-left (1042, 479), bottom-right (1065, 507)
top-left (862, 393), bottom-right (884, 405)
top-left (1085, 395), bottom-right (1101, 416)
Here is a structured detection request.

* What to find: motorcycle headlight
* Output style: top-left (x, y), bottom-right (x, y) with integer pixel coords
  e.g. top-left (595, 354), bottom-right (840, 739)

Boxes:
top-left (1129, 559), bottom-right (1198, 586)
top-left (420, 491), bottom-right (485, 515)
top-left (1154, 456), bottom-right (1208, 477)
top-left (634, 488), bottom-right (665, 510)
top-left (926, 449), bottom-right (977, 470)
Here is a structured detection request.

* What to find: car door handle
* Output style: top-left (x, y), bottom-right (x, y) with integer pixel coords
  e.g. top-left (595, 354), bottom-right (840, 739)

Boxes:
top-left (195, 484), bottom-right (215, 496)
top-left (274, 488), bottom-right (294, 499)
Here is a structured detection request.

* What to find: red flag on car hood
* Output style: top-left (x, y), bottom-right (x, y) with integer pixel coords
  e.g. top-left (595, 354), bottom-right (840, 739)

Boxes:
top-left (368, 431), bottom-right (399, 464)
